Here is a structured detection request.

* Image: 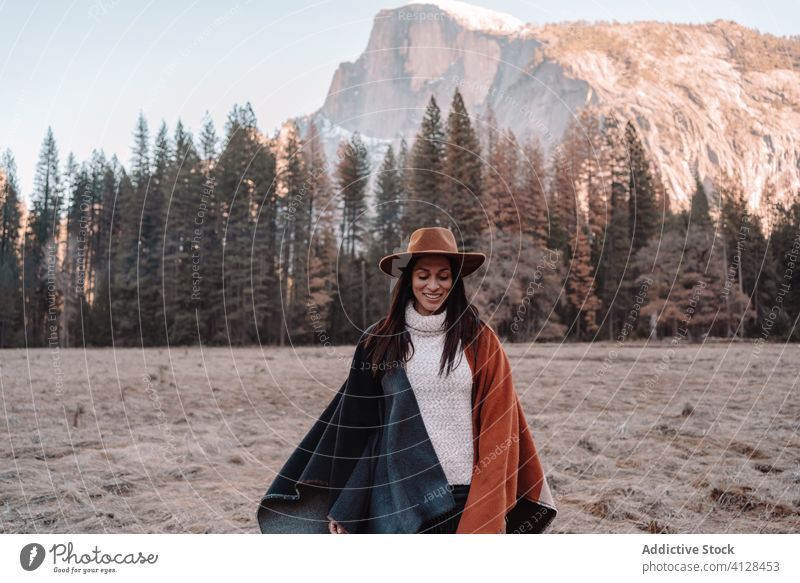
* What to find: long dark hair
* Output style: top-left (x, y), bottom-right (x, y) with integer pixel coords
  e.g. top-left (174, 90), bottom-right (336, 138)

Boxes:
top-left (363, 255), bottom-right (481, 379)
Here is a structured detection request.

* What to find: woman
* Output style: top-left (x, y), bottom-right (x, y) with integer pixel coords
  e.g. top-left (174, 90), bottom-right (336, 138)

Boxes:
top-left (256, 227), bottom-right (557, 534)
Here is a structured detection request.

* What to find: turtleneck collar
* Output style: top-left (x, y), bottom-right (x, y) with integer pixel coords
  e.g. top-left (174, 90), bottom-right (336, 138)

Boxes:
top-left (405, 298), bottom-right (447, 336)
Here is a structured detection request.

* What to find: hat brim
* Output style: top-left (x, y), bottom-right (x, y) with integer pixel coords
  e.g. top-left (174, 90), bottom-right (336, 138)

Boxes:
top-left (378, 251), bottom-right (486, 278)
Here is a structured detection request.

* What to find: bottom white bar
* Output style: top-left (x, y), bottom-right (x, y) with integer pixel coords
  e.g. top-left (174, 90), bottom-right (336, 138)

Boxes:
top-left (1, 533), bottom-right (797, 582)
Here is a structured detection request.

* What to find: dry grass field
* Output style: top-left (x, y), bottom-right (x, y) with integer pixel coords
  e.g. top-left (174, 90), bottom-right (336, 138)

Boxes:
top-left (1, 340), bottom-right (799, 534)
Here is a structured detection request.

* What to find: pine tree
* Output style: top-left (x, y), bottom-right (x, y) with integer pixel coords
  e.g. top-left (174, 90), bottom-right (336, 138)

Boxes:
top-left (443, 89), bottom-right (483, 247)
top-left (598, 114), bottom-right (632, 340)
top-left (138, 121), bottom-right (170, 344)
top-left (717, 173), bottom-right (765, 337)
top-left (366, 146), bottom-right (404, 318)
top-left (0, 151), bottom-right (23, 347)
top-left (194, 115), bottom-right (224, 343)
top-left (24, 127), bottom-right (62, 346)
top-left (625, 121), bottom-right (658, 252)
top-left (549, 141), bottom-right (578, 258)
top-left (216, 106), bottom-right (254, 345)
top-left (397, 136), bottom-right (409, 210)
top-left (215, 103), bottom-right (277, 345)
top-left (473, 227), bottom-right (566, 341)
top-left (575, 110), bottom-right (609, 271)
top-left (63, 158), bottom-right (91, 345)
top-left (509, 241), bottom-right (567, 341)
top-left (519, 137), bottom-right (549, 246)
top-left (60, 153), bottom-right (80, 347)
top-left (634, 213), bottom-right (732, 341)
top-left (632, 230), bottom-right (685, 339)
top-left (650, 160), bottom-right (671, 226)
top-left (109, 167), bottom-right (140, 345)
top-left (162, 119), bottom-right (205, 344)
top-left (757, 178), bottom-right (779, 236)
top-left (638, 173), bottom-right (727, 340)
top-left (303, 121), bottom-right (337, 341)
top-left (674, 226), bottom-right (724, 340)
top-left (253, 132), bottom-right (279, 345)
top-left (86, 152), bottom-right (117, 345)
top-left (199, 111), bottom-right (218, 166)
top-left (566, 221), bottom-right (602, 338)
top-left (689, 172), bottom-right (712, 230)
top-left (304, 121), bottom-right (335, 245)
top-left (549, 118), bottom-right (588, 255)
top-left (407, 96), bottom-right (444, 231)
top-left (477, 105), bottom-right (498, 166)
top-left (111, 172), bottom-right (139, 346)
top-left (131, 111), bottom-right (150, 187)
top-left (111, 114), bottom-right (160, 346)
top-left (474, 230), bottom-right (522, 338)
top-left (373, 145), bottom-right (404, 257)
top-left (277, 121), bottom-right (310, 345)
top-left (336, 132), bottom-right (370, 260)
top-left (770, 193), bottom-right (800, 340)
top-left (332, 132), bottom-right (371, 340)
top-left (488, 128), bottom-right (521, 234)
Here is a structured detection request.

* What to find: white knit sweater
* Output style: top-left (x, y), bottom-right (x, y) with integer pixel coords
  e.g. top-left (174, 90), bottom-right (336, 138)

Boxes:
top-left (404, 299), bottom-right (474, 485)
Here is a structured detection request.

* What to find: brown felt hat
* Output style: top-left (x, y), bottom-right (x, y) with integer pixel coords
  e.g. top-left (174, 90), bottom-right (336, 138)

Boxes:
top-left (378, 227), bottom-right (486, 278)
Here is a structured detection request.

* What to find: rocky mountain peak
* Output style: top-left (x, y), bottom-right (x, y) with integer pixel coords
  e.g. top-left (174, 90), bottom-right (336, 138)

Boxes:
top-left (303, 1), bottom-right (800, 210)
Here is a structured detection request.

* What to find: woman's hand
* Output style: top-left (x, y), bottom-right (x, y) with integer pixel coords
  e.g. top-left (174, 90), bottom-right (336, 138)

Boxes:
top-left (328, 519), bottom-right (348, 534)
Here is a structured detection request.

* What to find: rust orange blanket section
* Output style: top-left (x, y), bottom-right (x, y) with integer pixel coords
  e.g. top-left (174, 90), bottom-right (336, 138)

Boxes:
top-left (458, 322), bottom-right (557, 533)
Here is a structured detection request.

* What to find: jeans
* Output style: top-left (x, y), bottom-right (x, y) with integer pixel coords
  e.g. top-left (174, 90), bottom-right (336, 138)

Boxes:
top-left (418, 484), bottom-right (470, 534)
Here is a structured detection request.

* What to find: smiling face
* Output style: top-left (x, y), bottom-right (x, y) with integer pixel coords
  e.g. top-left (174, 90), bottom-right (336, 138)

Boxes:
top-left (410, 255), bottom-right (453, 316)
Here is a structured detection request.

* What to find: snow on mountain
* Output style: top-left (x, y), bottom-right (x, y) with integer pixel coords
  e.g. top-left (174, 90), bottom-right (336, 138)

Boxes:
top-left (419, 0), bottom-right (524, 34)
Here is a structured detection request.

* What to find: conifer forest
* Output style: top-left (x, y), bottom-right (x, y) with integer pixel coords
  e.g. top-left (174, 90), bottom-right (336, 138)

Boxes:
top-left (1, 90), bottom-right (798, 350)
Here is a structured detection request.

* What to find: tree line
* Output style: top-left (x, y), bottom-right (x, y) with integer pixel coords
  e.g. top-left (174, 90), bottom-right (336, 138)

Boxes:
top-left (0, 89), bottom-right (798, 349)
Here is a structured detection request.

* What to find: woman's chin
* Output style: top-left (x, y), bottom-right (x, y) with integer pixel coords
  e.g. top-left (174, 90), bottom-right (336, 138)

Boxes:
top-left (425, 300), bottom-right (444, 312)
top-left (415, 293), bottom-right (447, 313)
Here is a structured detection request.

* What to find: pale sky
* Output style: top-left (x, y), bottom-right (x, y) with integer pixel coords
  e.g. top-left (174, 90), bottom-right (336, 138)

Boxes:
top-left (1, 0), bottom-right (797, 198)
